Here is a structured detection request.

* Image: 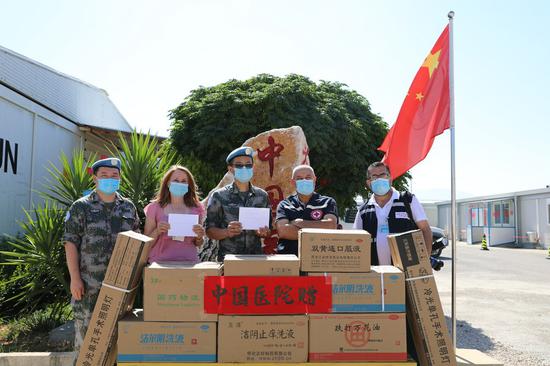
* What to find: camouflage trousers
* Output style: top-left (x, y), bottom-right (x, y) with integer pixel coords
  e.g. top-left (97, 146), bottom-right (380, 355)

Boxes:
top-left (72, 285), bottom-right (101, 366)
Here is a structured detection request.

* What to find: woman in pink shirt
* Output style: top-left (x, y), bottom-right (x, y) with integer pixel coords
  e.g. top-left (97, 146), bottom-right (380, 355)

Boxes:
top-left (144, 165), bottom-right (206, 263)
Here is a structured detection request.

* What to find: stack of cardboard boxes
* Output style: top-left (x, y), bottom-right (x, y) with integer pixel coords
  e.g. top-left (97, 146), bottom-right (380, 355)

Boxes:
top-left (117, 261), bottom-right (222, 363)
top-left (300, 229), bottom-right (407, 363)
top-left (218, 254), bottom-right (307, 363)
top-left (76, 231), bottom-right (153, 366)
top-left (388, 230), bottom-right (456, 366)
top-left (84, 228), bottom-right (453, 365)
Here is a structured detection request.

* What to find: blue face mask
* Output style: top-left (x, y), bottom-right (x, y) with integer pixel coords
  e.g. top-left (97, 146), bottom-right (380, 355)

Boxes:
top-left (97, 178), bottom-right (120, 195)
top-left (371, 178), bottom-right (391, 196)
top-left (296, 179), bottom-right (315, 196)
top-left (234, 167), bottom-right (253, 183)
top-left (169, 182), bottom-right (189, 197)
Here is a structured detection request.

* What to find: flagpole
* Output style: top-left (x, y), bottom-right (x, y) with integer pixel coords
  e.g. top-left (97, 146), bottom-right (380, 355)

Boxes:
top-left (448, 10), bottom-right (457, 349)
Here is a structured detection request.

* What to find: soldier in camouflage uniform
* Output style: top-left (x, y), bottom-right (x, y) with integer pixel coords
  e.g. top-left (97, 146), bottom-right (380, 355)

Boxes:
top-left (205, 147), bottom-right (271, 261)
top-left (63, 158), bottom-right (139, 365)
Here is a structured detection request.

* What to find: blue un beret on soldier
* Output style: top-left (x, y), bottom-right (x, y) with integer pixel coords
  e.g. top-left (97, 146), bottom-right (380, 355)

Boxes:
top-left (226, 146), bottom-right (254, 164)
top-left (92, 157), bottom-right (122, 173)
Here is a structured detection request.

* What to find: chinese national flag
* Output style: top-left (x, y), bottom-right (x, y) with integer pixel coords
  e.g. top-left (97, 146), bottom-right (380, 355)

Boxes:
top-left (379, 25), bottom-right (450, 178)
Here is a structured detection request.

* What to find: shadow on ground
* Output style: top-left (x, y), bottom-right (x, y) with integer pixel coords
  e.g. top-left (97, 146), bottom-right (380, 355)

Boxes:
top-left (445, 316), bottom-right (496, 352)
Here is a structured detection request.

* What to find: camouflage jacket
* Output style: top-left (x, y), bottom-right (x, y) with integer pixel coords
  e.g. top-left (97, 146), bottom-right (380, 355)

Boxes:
top-left (205, 183), bottom-right (271, 261)
top-left (63, 190), bottom-right (140, 290)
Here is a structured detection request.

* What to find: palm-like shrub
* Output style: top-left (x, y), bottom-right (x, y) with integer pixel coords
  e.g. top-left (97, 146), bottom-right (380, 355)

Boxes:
top-left (0, 150), bottom-right (92, 318)
top-left (109, 131), bottom-right (179, 226)
top-left (41, 150), bottom-right (96, 207)
top-left (0, 202), bottom-right (69, 318)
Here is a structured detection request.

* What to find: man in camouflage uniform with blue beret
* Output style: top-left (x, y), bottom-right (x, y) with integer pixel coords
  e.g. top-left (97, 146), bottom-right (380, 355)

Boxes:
top-left (63, 158), bottom-right (139, 364)
top-left (205, 146), bottom-right (271, 261)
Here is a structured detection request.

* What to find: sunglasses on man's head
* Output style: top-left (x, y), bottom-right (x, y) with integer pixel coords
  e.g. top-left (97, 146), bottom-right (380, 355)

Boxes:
top-left (233, 163), bottom-right (253, 169)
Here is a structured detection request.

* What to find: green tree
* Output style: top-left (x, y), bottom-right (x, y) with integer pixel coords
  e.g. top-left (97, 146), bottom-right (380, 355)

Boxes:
top-left (169, 74), bottom-right (408, 211)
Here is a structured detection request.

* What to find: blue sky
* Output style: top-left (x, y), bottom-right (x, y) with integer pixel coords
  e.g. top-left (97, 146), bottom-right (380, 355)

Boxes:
top-left (2, 0), bottom-right (549, 200)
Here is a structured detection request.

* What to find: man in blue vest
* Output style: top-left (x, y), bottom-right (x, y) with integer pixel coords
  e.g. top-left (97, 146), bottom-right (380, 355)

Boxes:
top-left (353, 161), bottom-right (432, 265)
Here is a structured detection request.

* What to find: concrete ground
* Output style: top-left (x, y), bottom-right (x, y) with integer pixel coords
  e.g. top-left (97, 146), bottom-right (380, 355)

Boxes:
top-left (434, 241), bottom-right (550, 365)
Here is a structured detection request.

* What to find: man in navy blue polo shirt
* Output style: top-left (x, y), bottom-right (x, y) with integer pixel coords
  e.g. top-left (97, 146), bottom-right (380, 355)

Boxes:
top-left (275, 165), bottom-right (338, 255)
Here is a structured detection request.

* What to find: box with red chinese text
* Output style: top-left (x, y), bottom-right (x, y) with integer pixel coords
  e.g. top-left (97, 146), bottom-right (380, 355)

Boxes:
top-left (223, 254), bottom-right (300, 276)
top-left (388, 230), bottom-right (457, 366)
top-left (203, 276), bottom-right (332, 315)
top-left (308, 266), bottom-right (405, 312)
top-left (218, 315), bottom-right (308, 363)
top-left (143, 261), bottom-right (222, 322)
top-left (308, 313), bottom-right (406, 362)
top-left (298, 229), bottom-right (371, 272)
top-left (76, 231), bottom-right (153, 366)
top-left (117, 310), bottom-right (216, 363)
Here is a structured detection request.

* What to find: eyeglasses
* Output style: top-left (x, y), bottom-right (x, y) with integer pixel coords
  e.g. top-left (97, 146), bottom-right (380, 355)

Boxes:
top-left (368, 173), bottom-right (389, 180)
top-left (233, 163), bottom-right (253, 169)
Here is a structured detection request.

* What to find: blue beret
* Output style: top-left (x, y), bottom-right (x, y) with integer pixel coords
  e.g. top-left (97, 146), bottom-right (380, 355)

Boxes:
top-left (226, 146), bottom-right (254, 164)
top-left (92, 157), bottom-right (121, 173)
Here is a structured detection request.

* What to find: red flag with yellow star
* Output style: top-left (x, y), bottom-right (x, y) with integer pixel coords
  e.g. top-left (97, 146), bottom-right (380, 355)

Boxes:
top-left (379, 25), bottom-right (450, 178)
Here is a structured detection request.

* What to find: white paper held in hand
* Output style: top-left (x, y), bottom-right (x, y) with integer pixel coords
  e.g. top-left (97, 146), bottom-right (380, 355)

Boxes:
top-left (239, 207), bottom-right (271, 230)
top-left (168, 214), bottom-right (199, 237)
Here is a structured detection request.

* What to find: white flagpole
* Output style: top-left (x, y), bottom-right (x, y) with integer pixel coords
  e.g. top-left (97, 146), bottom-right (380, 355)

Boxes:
top-left (448, 10), bottom-right (457, 348)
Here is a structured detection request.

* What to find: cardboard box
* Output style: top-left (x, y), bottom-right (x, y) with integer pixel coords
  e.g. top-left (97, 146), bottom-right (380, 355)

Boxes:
top-left (104, 231), bottom-right (154, 289)
top-left (77, 231), bottom-right (152, 366)
top-left (218, 315), bottom-right (308, 363)
top-left (309, 313), bottom-right (407, 362)
top-left (144, 262), bottom-right (222, 322)
top-left (388, 230), bottom-right (457, 366)
top-left (309, 266), bottom-right (405, 312)
top-left (117, 363), bottom-right (418, 366)
top-left (118, 363), bottom-right (417, 366)
top-left (117, 311), bottom-right (216, 363)
top-left (299, 229), bottom-right (371, 272)
top-left (223, 254), bottom-right (300, 276)
top-left (77, 286), bottom-right (137, 366)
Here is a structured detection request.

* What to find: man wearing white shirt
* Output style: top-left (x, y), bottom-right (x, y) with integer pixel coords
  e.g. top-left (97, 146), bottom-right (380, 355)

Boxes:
top-left (353, 161), bottom-right (432, 265)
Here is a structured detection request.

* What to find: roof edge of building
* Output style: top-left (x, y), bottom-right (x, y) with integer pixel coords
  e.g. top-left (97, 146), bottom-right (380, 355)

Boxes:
top-left (0, 45), bottom-right (108, 95)
top-left (435, 187), bottom-right (550, 205)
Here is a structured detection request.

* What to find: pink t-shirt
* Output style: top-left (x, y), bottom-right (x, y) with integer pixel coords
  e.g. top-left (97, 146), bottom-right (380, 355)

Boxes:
top-left (144, 201), bottom-right (205, 263)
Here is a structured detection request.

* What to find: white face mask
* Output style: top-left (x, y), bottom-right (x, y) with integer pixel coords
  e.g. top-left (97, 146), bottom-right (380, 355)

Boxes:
top-left (295, 179), bottom-right (315, 195)
top-left (371, 178), bottom-right (391, 196)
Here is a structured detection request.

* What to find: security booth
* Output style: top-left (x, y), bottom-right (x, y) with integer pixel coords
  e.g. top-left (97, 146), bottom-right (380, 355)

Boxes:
top-left (467, 199), bottom-right (516, 246)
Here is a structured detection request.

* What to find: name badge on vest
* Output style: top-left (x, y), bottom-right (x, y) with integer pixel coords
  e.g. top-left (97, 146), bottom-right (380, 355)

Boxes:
top-left (380, 224), bottom-right (389, 234)
top-left (395, 212), bottom-right (410, 220)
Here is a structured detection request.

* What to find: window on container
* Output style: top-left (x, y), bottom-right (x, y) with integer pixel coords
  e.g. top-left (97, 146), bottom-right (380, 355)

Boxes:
top-left (502, 202), bottom-right (510, 224)
top-left (493, 203), bottom-right (501, 225)
top-left (471, 208), bottom-right (479, 226)
top-left (478, 207), bottom-right (486, 226)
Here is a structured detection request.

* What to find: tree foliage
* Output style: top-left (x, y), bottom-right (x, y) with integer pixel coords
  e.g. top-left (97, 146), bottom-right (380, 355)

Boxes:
top-left (169, 74), bottom-right (409, 211)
